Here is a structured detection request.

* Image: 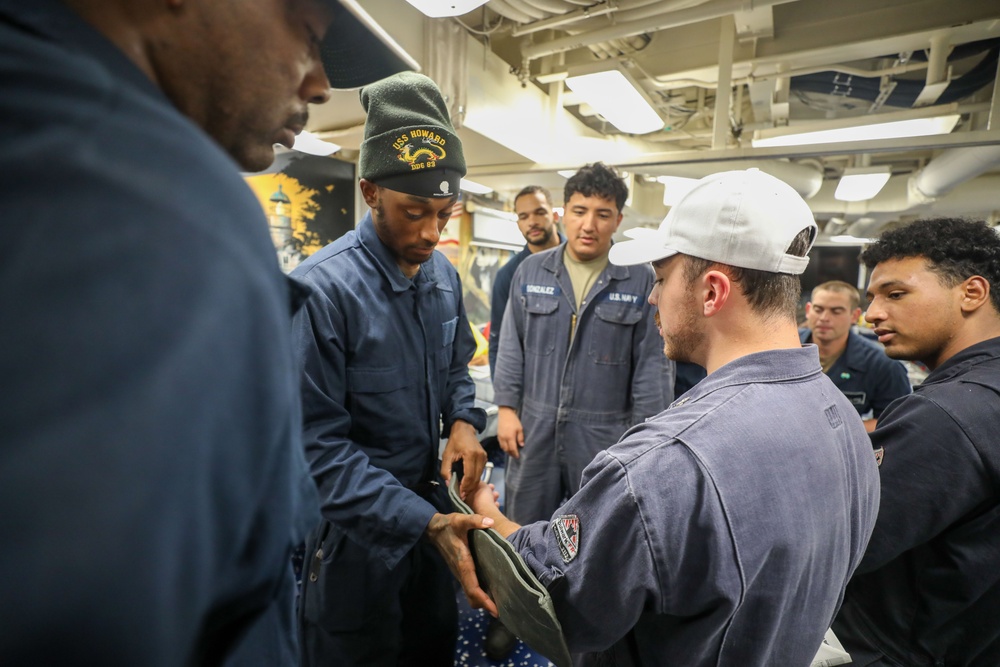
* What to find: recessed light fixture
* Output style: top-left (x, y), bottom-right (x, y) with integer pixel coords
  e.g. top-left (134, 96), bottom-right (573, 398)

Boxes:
top-left (459, 178), bottom-right (493, 194)
top-left (564, 68), bottom-right (663, 135)
top-left (752, 111), bottom-right (961, 148)
top-left (834, 166), bottom-right (892, 202)
top-left (404, 0), bottom-right (489, 18)
top-left (830, 234), bottom-right (876, 244)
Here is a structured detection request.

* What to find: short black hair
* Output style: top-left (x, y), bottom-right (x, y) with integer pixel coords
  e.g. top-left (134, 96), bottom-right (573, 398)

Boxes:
top-left (564, 162), bottom-right (628, 212)
top-left (861, 218), bottom-right (1000, 312)
top-left (514, 185), bottom-right (552, 207)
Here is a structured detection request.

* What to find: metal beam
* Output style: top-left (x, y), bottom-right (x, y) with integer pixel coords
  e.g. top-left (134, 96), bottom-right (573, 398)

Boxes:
top-left (465, 129), bottom-right (1000, 176)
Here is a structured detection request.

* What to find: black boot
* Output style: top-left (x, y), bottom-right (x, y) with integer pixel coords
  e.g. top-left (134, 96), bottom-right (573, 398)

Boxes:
top-left (484, 617), bottom-right (517, 661)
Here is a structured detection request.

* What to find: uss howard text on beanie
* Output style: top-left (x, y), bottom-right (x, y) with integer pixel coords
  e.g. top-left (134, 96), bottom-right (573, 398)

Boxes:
top-left (358, 72), bottom-right (465, 198)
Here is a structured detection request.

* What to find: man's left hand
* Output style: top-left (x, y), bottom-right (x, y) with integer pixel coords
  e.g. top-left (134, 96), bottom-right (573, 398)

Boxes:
top-left (425, 512), bottom-right (499, 617)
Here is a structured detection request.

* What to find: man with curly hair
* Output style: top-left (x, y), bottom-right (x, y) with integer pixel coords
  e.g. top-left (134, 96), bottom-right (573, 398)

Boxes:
top-left (833, 218), bottom-right (1000, 667)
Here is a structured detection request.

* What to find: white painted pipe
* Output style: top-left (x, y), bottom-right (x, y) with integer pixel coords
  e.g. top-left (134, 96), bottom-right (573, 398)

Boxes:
top-left (912, 145), bottom-right (1000, 199)
top-left (521, 0), bottom-right (801, 62)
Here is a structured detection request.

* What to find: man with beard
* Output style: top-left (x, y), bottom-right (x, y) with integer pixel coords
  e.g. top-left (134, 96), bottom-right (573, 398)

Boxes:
top-left (484, 184), bottom-right (564, 659)
top-left (832, 218), bottom-right (1000, 667)
top-left (471, 169), bottom-right (880, 666)
top-left (290, 72), bottom-right (494, 667)
top-left (488, 185), bottom-right (563, 377)
top-left (0, 0), bottom-right (413, 664)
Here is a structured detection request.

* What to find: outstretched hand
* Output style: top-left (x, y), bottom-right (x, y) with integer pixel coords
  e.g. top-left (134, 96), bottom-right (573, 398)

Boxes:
top-left (425, 512), bottom-right (499, 617)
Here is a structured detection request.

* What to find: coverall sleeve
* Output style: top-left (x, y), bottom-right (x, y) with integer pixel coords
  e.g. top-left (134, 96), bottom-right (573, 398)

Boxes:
top-left (630, 269), bottom-right (674, 422)
top-left (442, 271), bottom-right (487, 433)
top-left (488, 262), bottom-right (512, 378)
top-left (859, 393), bottom-right (991, 573)
top-left (509, 443), bottom-right (738, 654)
top-left (293, 287), bottom-right (436, 570)
top-left (492, 265), bottom-right (528, 408)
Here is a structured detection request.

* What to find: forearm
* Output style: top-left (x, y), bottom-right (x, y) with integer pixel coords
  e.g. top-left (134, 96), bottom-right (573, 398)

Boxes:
top-left (479, 504), bottom-right (521, 539)
top-left (305, 426), bottom-right (436, 567)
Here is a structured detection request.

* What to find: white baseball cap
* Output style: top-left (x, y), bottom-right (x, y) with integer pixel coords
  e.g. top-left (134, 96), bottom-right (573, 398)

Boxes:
top-left (609, 168), bottom-right (817, 275)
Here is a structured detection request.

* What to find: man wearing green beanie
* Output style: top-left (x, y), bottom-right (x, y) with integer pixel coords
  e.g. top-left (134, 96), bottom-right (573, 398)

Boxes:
top-left (291, 72), bottom-right (494, 666)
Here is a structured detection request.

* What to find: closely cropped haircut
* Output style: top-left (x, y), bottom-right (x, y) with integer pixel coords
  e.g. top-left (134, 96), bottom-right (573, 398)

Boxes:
top-left (683, 227), bottom-right (815, 320)
top-left (564, 162), bottom-right (629, 212)
top-left (862, 218), bottom-right (1000, 312)
top-left (812, 280), bottom-right (861, 311)
top-left (514, 185), bottom-right (552, 207)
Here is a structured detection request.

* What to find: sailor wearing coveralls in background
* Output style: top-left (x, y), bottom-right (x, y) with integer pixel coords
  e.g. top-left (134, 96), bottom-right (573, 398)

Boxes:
top-left (472, 169), bottom-right (881, 667)
top-left (493, 163), bottom-right (674, 524)
top-left (799, 280), bottom-right (911, 432)
top-left (291, 73), bottom-right (495, 667)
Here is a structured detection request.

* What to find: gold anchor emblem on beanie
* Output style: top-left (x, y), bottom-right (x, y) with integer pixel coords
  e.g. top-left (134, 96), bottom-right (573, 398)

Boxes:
top-left (393, 132), bottom-right (446, 171)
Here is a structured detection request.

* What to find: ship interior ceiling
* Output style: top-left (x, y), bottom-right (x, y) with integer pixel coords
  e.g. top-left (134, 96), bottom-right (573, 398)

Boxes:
top-left (304, 0), bottom-right (1000, 244)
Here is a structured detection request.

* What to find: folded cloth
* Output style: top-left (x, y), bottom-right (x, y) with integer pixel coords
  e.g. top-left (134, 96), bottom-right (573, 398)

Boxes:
top-left (449, 474), bottom-right (572, 667)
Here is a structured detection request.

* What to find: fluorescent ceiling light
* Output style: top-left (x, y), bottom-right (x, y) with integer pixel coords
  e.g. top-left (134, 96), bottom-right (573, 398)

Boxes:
top-left (830, 235), bottom-right (876, 244)
top-left (564, 69), bottom-right (663, 135)
top-left (752, 114), bottom-right (960, 148)
top-left (657, 175), bottom-right (699, 207)
top-left (835, 166), bottom-right (892, 202)
top-left (292, 131), bottom-right (340, 156)
top-left (460, 178), bottom-right (493, 194)
top-left (405, 0), bottom-right (488, 17)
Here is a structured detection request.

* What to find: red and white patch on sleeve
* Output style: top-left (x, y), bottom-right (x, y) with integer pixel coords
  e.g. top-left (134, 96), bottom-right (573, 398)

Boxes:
top-left (552, 515), bottom-right (580, 563)
top-left (874, 447), bottom-right (884, 467)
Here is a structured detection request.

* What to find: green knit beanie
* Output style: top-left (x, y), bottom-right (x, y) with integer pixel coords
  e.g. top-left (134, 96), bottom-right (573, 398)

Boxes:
top-left (358, 72), bottom-right (465, 199)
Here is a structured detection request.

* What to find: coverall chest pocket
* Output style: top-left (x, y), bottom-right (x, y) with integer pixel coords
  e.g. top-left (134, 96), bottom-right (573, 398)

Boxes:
top-left (439, 316), bottom-right (458, 369)
top-left (523, 296), bottom-right (559, 356)
top-left (589, 302), bottom-right (643, 365)
top-left (347, 365), bottom-right (417, 430)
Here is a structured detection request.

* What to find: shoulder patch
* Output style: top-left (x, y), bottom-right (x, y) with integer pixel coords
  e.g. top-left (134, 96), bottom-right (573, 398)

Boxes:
top-left (873, 446), bottom-right (884, 467)
top-left (552, 515), bottom-right (580, 563)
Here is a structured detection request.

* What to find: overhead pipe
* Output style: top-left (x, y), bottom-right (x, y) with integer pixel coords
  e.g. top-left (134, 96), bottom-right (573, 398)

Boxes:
top-left (911, 145), bottom-right (1000, 200)
top-left (511, 4), bottom-right (619, 37)
top-left (607, 0), bottom-right (718, 24)
top-left (651, 160), bottom-right (823, 198)
top-left (712, 15), bottom-right (736, 150)
top-left (489, 0), bottom-right (535, 23)
top-left (519, 0), bottom-right (573, 14)
top-left (504, 0), bottom-right (547, 20)
top-left (520, 0), bottom-right (802, 64)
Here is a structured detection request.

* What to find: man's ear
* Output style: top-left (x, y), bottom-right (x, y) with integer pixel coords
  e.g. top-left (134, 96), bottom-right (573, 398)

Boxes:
top-left (702, 270), bottom-right (732, 317)
top-left (359, 178), bottom-right (379, 208)
top-left (960, 275), bottom-right (991, 314)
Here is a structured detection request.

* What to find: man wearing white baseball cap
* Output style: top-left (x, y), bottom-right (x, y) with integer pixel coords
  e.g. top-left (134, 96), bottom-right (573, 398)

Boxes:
top-left (468, 168), bottom-right (880, 666)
